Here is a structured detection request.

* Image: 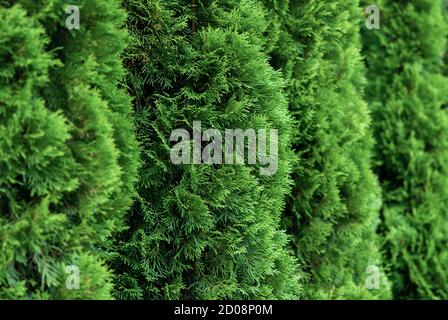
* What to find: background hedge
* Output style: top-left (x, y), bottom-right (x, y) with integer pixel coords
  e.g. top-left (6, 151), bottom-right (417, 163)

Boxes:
top-left (362, 0), bottom-right (448, 299)
top-left (263, 0), bottom-right (391, 299)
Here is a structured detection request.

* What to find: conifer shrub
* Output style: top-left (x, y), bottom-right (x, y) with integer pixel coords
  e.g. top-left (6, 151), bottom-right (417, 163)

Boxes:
top-left (0, 0), bottom-right (138, 299)
top-left (362, 0), bottom-right (448, 299)
top-left (263, 0), bottom-right (390, 299)
top-left (444, 0), bottom-right (448, 75)
top-left (110, 0), bottom-right (301, 300)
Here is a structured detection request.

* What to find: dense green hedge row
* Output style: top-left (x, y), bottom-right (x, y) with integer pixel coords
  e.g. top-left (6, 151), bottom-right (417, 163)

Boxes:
top-left (263, 0), bottom-right (390, 299)
top-left (0, 0), bottom-right (447, 300)
top-left (362, 0), bottom-right (448, 299)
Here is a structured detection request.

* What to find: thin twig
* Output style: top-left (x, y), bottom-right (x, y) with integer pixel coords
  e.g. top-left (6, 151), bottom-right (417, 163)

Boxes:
top-left (192, 0), bottom-right (197, 34)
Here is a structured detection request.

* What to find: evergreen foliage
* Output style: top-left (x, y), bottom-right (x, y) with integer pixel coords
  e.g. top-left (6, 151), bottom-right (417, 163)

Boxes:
top-left (2, 0), bottom-right (446, 301)
top-left (444, 0), bottom-right (448, 75)
top-left (0, 0), bottom-right (138, 299)
top-left (263, 0), bottom-right (391, 299)
top-left (110, 0), bottom-right (301, 300)
top-left (362, 0), bottom-right (448, 299)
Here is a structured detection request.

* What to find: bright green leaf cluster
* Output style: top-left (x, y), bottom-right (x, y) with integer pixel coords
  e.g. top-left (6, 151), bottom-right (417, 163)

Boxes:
top-left (0, 0), bottom-right (138, 299)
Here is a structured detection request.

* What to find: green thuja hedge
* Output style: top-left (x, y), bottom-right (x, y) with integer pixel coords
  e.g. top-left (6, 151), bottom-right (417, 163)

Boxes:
top-left (110, 0), bottom-right (301, 300)
top-left (263, 0), bottom-right (390, 299)
top-left (0, 0), bottom-right (138, 299)
top-left (362, 0), bottom-right (448, 299)
top-left (444, 0), bottom-right (448, 75)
